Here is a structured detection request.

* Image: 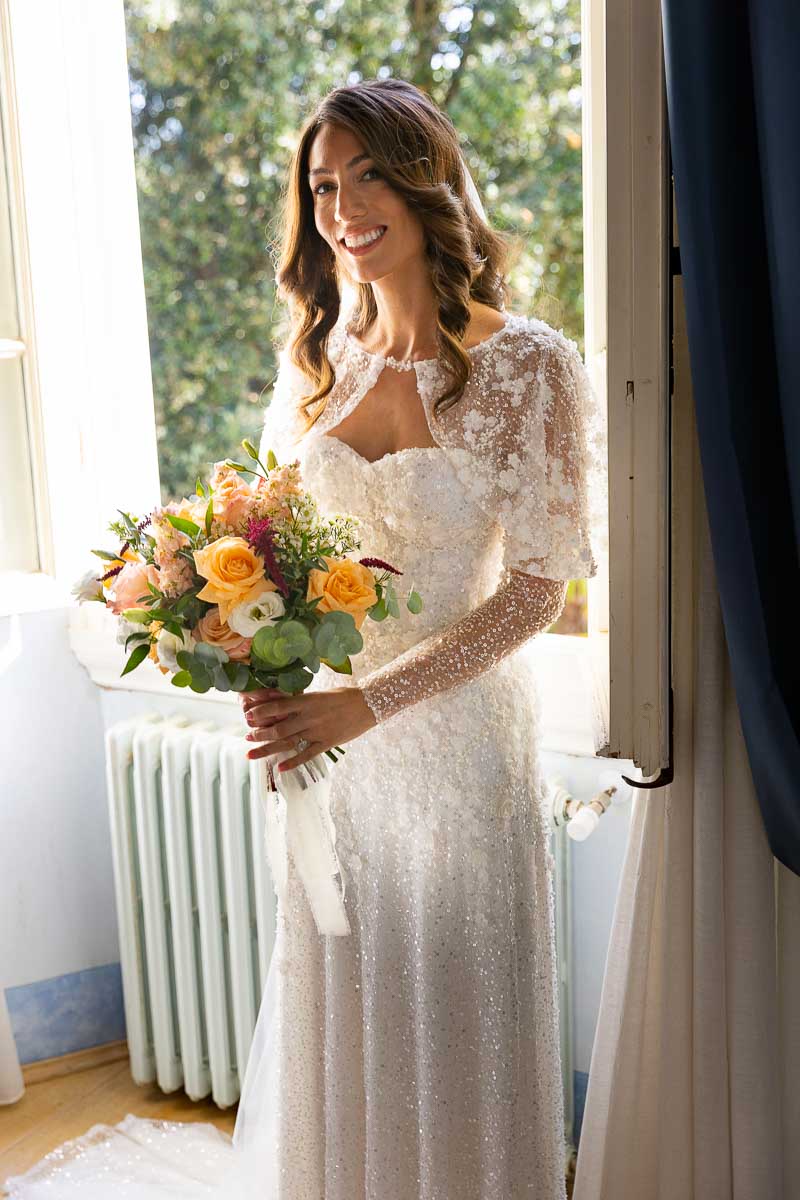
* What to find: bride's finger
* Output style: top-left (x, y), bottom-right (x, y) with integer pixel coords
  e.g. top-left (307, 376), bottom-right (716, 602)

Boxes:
top-left (246, 714), bottom-right (309, 745)
top-left (241, 688), bottom-right (283, 710)
top-left (247, 734), bottom-right (318, 762)
top-left (276, 740), bottom-right (324, 773)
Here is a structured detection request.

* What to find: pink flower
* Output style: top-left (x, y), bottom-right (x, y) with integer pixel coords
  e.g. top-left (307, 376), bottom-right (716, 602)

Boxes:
top-left (108, 560), bottom-right (160, 616)
top-left (193, 607), bottom-right (253, 662)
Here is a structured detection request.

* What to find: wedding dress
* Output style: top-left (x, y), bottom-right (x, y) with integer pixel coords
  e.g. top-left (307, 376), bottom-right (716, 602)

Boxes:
top-left (5, 310), bottom-right (606, 1199)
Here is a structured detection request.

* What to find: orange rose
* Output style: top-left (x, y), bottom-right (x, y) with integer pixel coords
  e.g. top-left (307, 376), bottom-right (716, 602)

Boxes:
top-left (193, 607), bottom-right (252, 662)
top-left (193, 536), bottom-right (276, 624)
top-left (306, 556), bottom-right (377, 631)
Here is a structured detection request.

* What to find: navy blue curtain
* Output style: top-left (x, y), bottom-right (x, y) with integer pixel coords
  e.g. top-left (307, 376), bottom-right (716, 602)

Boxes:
top-left (660, 2), bottom-right (800, 873)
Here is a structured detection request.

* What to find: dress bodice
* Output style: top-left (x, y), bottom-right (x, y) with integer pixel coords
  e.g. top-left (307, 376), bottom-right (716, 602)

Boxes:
top-left (294, 432), bottom-right (505, 681)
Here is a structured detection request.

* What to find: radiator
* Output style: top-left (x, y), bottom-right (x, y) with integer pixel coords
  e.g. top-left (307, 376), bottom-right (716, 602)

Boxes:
top-left (105, 714), bottom-right (275, 1108)
top-left (105, 713), bottom-right (575, 1140)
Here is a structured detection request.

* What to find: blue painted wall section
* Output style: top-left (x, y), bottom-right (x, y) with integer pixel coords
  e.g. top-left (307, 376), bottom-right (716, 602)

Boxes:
top-left (6, 963), bottom-right (126, 1064)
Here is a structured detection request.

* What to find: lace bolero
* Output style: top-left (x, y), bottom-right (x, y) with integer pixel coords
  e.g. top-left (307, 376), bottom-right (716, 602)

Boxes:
top-left (258, 310), bottom-right (607, 724)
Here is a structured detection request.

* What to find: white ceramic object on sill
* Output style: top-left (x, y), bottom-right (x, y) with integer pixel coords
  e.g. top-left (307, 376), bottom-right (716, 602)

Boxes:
top-left (0, 989), bottom-right (24, 1105)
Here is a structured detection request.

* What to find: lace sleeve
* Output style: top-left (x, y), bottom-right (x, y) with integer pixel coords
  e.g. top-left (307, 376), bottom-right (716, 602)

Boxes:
top-left (358, 569), bottom-right (567, 725)
top-left (502, 331), bottom-right (606, 580)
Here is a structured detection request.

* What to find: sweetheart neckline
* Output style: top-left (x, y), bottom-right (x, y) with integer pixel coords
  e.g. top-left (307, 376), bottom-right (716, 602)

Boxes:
top-left (315, 433), bottom-right (446, 468)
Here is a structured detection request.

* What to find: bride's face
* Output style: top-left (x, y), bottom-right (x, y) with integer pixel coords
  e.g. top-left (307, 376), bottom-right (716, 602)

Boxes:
top-left (308, 123), bottom-right (427, 285)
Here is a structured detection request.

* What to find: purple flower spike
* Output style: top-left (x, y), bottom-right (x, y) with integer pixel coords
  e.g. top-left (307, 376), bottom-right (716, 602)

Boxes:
top-left (359, 556), bottom-right (403, 575)
top-left (246, 516), bottom-right (290, 598)
top-left (98, 563), bottom-right (124, 583)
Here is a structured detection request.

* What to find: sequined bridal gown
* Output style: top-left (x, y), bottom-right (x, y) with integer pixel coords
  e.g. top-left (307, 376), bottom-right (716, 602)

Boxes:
top-left (5, 311), bottom-right (606, 1200)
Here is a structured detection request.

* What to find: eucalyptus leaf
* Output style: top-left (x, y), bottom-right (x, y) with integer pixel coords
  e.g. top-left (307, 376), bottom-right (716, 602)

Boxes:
top-left (212, 665), bottom-right (231, 692)
top-left (223, 661), bottom-right (251, 691)
top-left (368, 598), bottom-right (389, 622)
top-left (276, 666), bottom-right (314, 694)
top-left (171, 670), bottom-right (192, 687)
top-left (195, 642), bottom-right (229, 665)
top-left (406, 589), bottom-right (423, 614)
top-left (188, 665), bottom-right (212, 693)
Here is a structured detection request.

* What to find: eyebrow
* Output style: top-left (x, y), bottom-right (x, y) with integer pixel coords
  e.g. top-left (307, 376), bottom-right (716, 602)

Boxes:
top-left (307, 153), bottom-right (371, 178)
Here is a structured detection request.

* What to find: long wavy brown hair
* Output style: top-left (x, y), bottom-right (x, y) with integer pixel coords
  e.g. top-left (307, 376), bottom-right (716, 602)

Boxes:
top-left (271, 79), bottom-right (512, 432)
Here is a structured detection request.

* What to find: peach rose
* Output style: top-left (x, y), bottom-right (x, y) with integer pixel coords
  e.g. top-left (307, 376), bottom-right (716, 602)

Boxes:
top-left (102, 546), bottom-right (142, 596)
top-left (306, 555), bottom-right (377, 631)
top-left (108, 558), bottom-right (161, 616)
top-left (193, 536), bottom-right (276, 624)
top-left (200, 470), bottom-right (254, 528)
top-left (193, 607), bottom-right (252, 662)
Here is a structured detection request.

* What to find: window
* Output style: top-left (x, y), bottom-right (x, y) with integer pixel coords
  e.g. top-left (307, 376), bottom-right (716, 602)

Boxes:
top-left (7, 0), bottom-right (670, 772)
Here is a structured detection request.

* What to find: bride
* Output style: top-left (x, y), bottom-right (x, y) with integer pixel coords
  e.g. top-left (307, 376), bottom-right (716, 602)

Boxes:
top-left (6, 78), bottom-right (605, 1199)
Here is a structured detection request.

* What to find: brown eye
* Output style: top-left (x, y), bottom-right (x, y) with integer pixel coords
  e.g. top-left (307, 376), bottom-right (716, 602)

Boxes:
top-left (312, 167), bottom-right (380, 197)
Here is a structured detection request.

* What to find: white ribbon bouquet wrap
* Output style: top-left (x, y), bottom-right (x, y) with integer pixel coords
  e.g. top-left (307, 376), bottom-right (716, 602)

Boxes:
top-left (257, 749), bottom-right (351, 937)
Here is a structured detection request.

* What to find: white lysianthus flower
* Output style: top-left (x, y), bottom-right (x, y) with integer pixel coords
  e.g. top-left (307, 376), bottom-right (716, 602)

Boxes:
top-left (227, 588), bottom-right (286, 636)
top-left (115, 616), bottom-right (144, 647)
top-left (71, 567), bottom-right (104, 603)
top-left (155, 626), bottom-right (195, 674)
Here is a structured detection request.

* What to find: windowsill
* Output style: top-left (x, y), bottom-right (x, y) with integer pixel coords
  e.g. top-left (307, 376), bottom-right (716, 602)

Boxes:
top-left (0, 571), bottom-right (75, 618)
top-left (66, 601), bottom-right (608, 753)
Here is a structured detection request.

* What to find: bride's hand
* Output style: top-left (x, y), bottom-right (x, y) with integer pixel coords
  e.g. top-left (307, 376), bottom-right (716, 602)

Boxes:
top-left (240, 686), bottom-right (377, 772)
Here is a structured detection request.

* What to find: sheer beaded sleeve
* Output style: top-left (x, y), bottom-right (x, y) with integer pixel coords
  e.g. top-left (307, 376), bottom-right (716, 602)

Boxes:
top-left (358, 569), bottom-right (567, 725)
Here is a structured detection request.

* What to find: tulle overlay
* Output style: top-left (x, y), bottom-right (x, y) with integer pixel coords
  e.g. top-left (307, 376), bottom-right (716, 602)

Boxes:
top-left (6, 313), bottom-right (605, 1199)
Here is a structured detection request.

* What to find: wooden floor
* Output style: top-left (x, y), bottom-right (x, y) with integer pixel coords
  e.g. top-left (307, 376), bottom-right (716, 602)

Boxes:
top-left (0, 1054), bottom-right (236, 1195)
top-left (1, 1053), bottom-right (577, 1196)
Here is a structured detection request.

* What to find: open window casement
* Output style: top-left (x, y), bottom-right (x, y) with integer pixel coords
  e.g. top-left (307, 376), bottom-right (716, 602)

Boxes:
top-left (592, 0), bottom-right (671, 780)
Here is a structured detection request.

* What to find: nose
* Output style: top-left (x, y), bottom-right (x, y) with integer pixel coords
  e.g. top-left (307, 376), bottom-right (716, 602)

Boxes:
top-left (334, 178), bottom-right (367, 226)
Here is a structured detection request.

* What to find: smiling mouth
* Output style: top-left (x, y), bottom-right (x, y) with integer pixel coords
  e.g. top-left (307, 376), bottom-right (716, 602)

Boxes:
top-left (339, 226), bottom-right (388, 254)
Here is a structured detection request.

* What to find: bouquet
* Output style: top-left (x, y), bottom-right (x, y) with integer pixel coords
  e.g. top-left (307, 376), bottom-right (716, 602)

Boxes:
top-left (72, 440), bottom-right (423, 936)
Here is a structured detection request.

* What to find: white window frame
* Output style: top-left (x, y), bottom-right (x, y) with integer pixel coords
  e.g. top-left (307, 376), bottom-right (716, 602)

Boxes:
top-left (5, 0), bottom-right (670, 766)
top-left (600, 0), bottom-right (671, 778)
top-left (2, 0), bottom-right (160, 619)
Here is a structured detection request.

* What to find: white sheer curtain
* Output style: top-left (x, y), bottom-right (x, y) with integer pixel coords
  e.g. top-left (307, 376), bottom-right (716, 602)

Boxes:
top-left (573, 370), bottom-right (800, 1199)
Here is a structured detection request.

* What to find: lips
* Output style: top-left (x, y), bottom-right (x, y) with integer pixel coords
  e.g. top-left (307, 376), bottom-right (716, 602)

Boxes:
top-left (339, 226), bottom-right (388, 253)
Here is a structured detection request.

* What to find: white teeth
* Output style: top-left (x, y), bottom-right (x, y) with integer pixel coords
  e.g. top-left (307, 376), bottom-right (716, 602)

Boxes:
top-left (344, 226), bottom-right (386, 249)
